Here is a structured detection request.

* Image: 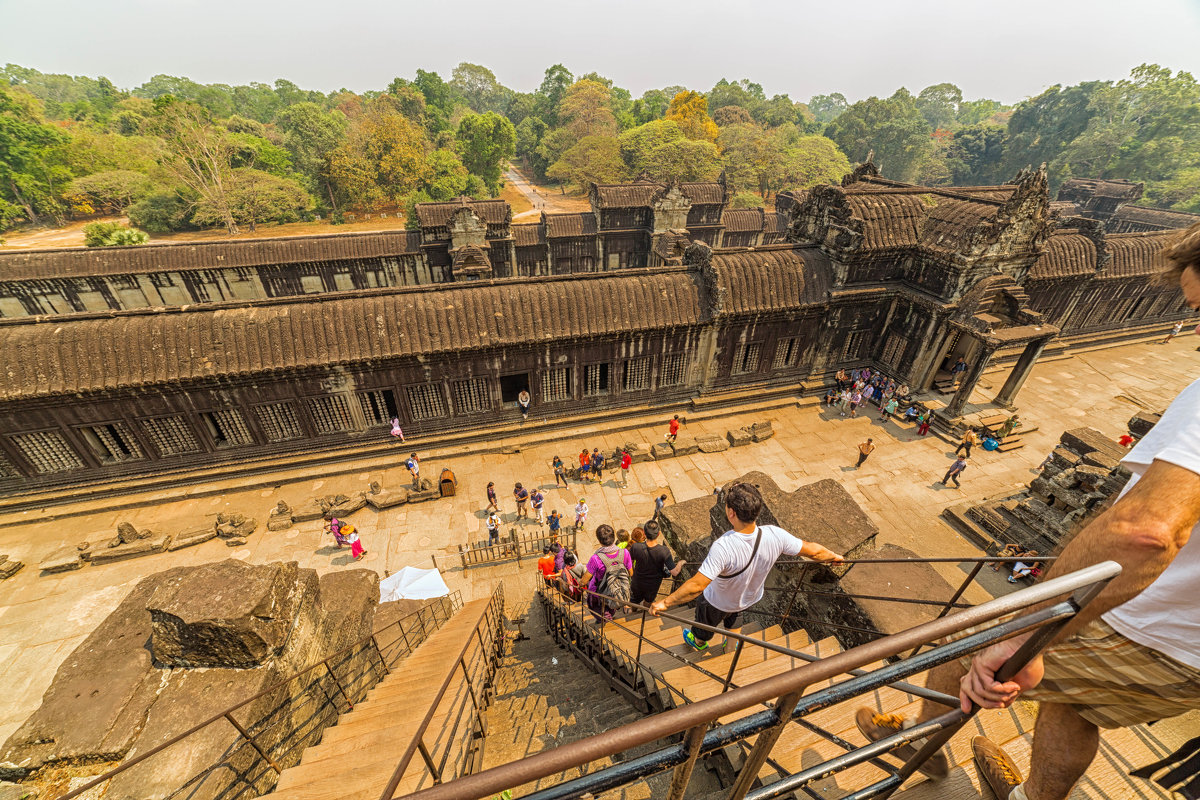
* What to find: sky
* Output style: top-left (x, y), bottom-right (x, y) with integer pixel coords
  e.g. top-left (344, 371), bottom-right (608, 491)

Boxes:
top-left (2, 0), bottom-right (1199, 104)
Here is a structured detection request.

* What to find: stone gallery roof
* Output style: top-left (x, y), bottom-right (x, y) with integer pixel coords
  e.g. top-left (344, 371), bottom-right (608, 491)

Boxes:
top-left (511, 224), bottom-right (543, 247)
top-left (1058, 177), bottom-right (1144, 203)
top-left (1028, 230), bottom-right (1172, 281)
top-left (721, 208), bottom-right (766, 233)
top-left (413, 197), bottom-right (511, 228)
top-left (543, 213), bottom-right (598, 238)
top-left (0, 230), bottom-right (424, 282)
top-left (711, 245), bottom-right (830, 312)
top-left (1028, 232), bottom-right (1099, 280)
top-left (1111, 204), bottom-right (1200, 231)
top-left (841, 189), bottom-right (1006, 253)
top-left (0, 271), bottom-right (705, 400)
top-left (591, 181), bottom-right (724, 209)
top-left (1101, 233), bottom-right (1171, 279)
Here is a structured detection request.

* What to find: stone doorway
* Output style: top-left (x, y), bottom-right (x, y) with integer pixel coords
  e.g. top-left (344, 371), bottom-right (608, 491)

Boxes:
top-left (499, 372), bottom-right (530, 404)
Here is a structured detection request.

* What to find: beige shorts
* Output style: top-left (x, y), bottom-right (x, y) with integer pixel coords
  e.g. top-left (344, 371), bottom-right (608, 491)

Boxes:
top-left (961, 619), bottom-right (1200, 729)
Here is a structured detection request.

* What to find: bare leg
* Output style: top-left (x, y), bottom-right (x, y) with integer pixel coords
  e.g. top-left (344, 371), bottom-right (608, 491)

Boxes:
top-left (1025, 703), bottom-right (1098, 800)
top-left (917, 659), bottom-right (968, 723)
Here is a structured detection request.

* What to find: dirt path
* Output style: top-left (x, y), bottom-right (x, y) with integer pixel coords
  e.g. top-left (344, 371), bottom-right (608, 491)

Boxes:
top-left (505, 167), bottom-right (590, 218)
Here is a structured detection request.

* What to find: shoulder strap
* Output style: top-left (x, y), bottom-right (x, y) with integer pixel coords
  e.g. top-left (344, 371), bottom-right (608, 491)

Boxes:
top-left (718, 527), bottom-right (763, 579)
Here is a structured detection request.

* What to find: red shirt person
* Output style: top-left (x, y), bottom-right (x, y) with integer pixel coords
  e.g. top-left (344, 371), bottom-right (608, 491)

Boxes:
top-left (666, 415), bottom-right (683, 443)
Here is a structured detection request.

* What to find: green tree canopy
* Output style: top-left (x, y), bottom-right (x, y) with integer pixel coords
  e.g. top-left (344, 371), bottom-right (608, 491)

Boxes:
top-left (456, 111), bottom-right (516, 194)
top-left (547, 135), bottom-right (626, 189)
top-left (824, 89), bottom-right (932, 183)
top-left (0, 85), bottom-right (70, 226)
top-left (559, 79), bottom-right (618, 139)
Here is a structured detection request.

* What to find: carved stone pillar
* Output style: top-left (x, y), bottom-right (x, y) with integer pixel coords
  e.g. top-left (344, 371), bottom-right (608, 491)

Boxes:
top-left (994, 337), bottom-right (1050, 409)
top-left (944, 343), bottom-right (995, 419)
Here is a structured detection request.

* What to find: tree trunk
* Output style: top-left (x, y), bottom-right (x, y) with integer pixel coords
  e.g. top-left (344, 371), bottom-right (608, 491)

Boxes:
top-left (10, 179), bottom-right (39, 226)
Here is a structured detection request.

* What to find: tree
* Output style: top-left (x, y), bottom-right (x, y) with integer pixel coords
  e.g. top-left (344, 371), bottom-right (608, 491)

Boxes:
top-left (127, 190), bottom-right (190, 232)
top-left (713, 106), bottom-right (754, 126)
top-left (630, 90), bottom-right (670, 125)
top-left (276, 102), bottom-right (347, 206)
top-left (534, 64), bottom-right (574, 126)
top-left (945, 124), bottom-right (1009, 185)
top-left (516, 116), bottom-right (549, 176)
top-left (547, 135), bottom-right (626, 189)
top-left (412, 69), bottom-right (457, 132)
top-left (808, 93), bottom-right (848, 124)
top-left (618, 120), bottom-right (685, 175)
top-left (635, 138), bottom-right (721, 183)
top-left (957, 98), bottom-right (1006, 127)
top-left (535, 127), bottom-right (576, 182)
top-left (559, 79), bottom-right (617, 139)
top-left (0, 85), bottom-right (70, 226)
top-left (772, 134), bottom-right (851, 194)
top-left (456, 111), bottom-right (516, 195)
top-left (754, 95), bottom-right (814, 129)
top-left (192, 168), bottom-right (311, 231)
top-left (327, 96), bottom-right (428, 211)
top-left (1001, 82), bottom-right (1102, 181)
top-left (422, 149), bottom-right (470, 200)
top-left (83, 220), bottom-right (149, 246)
top-left (666, 91), bottom-right (719, 142)
top-left (729, 191), bottom-right (764, 208)
top-left (916, 83), bottom-right (963, 132)
top-left (69, 170), bottom-right (152, 213)
top-left (824, 89), bottom-right (932, 183)
top-left (708, 79), bottom-right (765, 114)
top-left (719, 122), bottom-right (776, 195)
top-left (451, 63), bottom-right (508, 114)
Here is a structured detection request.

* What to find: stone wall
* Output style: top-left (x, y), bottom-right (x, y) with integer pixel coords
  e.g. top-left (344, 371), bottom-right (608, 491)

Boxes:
top-left (0, 560), bottom-right (384, 800)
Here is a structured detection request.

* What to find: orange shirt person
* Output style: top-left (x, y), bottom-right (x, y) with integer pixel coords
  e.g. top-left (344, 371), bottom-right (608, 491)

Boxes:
top-left (537, 546), bottom-right (558, 585)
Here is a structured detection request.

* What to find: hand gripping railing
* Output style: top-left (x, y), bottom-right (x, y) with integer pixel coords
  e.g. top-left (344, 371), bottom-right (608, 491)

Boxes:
top-left (55, 590), bottom-right (465, 800)
top-left (387, 561), bottom-right (1120, 800)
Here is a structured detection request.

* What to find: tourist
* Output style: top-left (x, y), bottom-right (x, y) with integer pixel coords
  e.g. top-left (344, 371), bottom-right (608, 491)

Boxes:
top-left (997, 414), bottom-right (1022, 440)
top-left (406, 452), bottom-right (421, 489)
top-left (855, 438), bottom-right (875, 469)
top-left (324, 515), bottom-right (347, 548)
top-left (579, 448), bottom-right (591, 481)
top-left (486, 511), bottom-right (502, 545)
top-left (837, 388), bottom-right (852, 417)
top-left (619, 448), bottom-right (632, 487)
top-left (940, 455), bottom-right (968, 487)
top-left (654, 493), bottom-right (668, 519)
top-left (616, 529), bottom-right (630, 549)
top-left (561, 552), bottom-right (585, 601)
top-left (389, 417), bottom-right (405, 442)
top-left (591, 448), bottom-right (605, 482)
top-left (666, 414), bottom-right (684, 444)
top-left (650, 482), bottom-right (842, 651)
top-left (551, 540), bottom-right (566, 574)
top-left (628, 520), bottom-right (685, 606)
top-left (552, 455), bottom-right (568, 487)
top-left (537, 545), bottom-right (557, 585)
top-left (897, 383), bottom-right (911, 402)
top-left (951, 356), bottom-right (968, 385)
top-left (835, 368), bottom-right (849, 390)
top-left (849, 389), bottom-right (863, 418)
top-left (513, 483), bottom-right (530, 519)
top-left (531, 488), bottom-right (545, 524)
top-left (630, 526), bottom-right (647, 545)
top-left (486, 481), bottom-right (499, 512)
top-left (1162, 319), bottom-right (1184, 344)
top-left (518, 388), bottom-right (531, 420)
top-left (881, 397), bottom-right (899, 421)
top-left (903, 404), bottom-right (920, 423)
top-left (856, 228), bottom-right (1200, 795)
top-left (548, 509), bottom-right (563, 540)
top-left (1007, 550), bottom-right (1041, 583)
top-left (578, 524), bottom-right (633, 622)
top-left (917, 410), bottom-right (932, 436)
top-left (574, 498), bottom-right (589, 531)
top-left (956, 428), bottom-right (978, 457)
top-left (342, 523), bottom-right (366, 561)
top-left (991, 543), bottom-right (1021, 571)
top-left (823, 388), bottom-right (837, 406)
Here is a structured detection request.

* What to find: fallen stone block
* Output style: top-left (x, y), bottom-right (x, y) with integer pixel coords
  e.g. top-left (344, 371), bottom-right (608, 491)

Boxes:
top-left (166, 527), bottom-right (217, 551)
top-left (0, 781), bottom-right (39, 799)
top-left (40, 546), bottom-right (84, 573)
top-left (0, 557), bottom-right (24, 580)
top-left (726, 428), bottom-right (753, 447)
top-left (91, 534), bottom-right (172, 565)
top-left (365, 489), bottom-right (408, 509)
top-left (1127, 411), bottom-right (1160, 438)
top-left (406, 488), bottom-right (441, 503)
top-left (1060, 428), bottom-right (1125, 463)
top-left (651, 442), bottom-right (675, 460)
top-left (670, 437), bottom-right (699, 456)
top-left (697, 435), bottom-right (730, 453)
top-left (1081, 451), bottom-right (1120, 472)
top-left (750, 421), bottom-right (774, 442)
top-left (290, 501), bottom-right (325, 523)
top-left (266, 516), bottom-right (293, 531)
top-left (330, 494), bottom-right (367, 516)
top-left (627, 443), bottom-right (653, 463)
top-left (224, 536), bottom-right (248, 547)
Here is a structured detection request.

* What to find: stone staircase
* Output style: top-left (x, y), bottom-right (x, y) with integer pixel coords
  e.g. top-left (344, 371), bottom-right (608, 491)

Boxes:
top-left (259, 593), bottom-right (503, 800)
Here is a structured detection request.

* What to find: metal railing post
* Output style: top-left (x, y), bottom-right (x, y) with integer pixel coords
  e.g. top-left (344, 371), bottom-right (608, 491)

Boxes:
top-left (908, 559), bottom-right (987, 658)
top-left (325, 661), bottom-right (353, 711)
top-left (371, 635), bottom-right (390, 676)
top-left (728, 689), bottom-right (805, 800)
top-left (417, 740), bottom-right (441, 782)
top-left (634, 610), bottom-right (647, 686)
top-left (667, 723), bottom-right (707, 800)
top-left (721, 638), bottom-right (746, 694)
top-left (223, 711), bottom-right (282, 774)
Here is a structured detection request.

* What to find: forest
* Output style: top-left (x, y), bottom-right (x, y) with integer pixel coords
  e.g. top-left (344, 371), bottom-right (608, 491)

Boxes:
top-left (2, 61), bottom-right (1199, 239)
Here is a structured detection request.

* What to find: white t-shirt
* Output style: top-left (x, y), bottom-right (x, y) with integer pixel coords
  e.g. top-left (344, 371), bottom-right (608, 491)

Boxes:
top-left (1103, 376), bottom-right (1200, 668)
top-left (698, 524), bottom-right (805, 613)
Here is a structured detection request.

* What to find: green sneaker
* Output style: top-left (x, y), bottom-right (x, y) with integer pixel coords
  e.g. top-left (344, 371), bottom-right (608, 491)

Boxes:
top-left (682, 629), bottom-right (708, 652)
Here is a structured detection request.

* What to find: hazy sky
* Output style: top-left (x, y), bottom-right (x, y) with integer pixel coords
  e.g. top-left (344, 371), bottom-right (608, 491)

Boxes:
top-left (3, 0), bottom-right (1199, 104)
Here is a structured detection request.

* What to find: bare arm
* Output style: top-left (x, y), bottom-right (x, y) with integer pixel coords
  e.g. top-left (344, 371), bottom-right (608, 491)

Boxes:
top-left (668, 559), bottom-right (686, 577)
top-left (799, 541), bottom-right (844, 562)
top-left (961, 459), bottom-right (1200, 710)
top-left (650, 572), bottom-right (712, 615)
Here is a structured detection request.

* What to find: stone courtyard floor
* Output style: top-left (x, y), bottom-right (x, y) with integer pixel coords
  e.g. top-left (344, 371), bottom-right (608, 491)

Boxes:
top-left (1, 334), bottom-right (1198, 752)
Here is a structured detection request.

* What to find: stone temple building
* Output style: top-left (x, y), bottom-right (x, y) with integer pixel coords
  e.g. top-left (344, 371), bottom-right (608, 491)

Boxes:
top-left (0, 162), bottom-right (1190, 493)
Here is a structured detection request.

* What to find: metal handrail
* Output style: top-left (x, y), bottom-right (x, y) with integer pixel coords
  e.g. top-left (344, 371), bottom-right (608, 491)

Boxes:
top-left (56, 590), bottom-right (464, 800)
top-left (377, 583), bottom-right (505, 799)
top-left (391, 562), bottom-right (1120, 800)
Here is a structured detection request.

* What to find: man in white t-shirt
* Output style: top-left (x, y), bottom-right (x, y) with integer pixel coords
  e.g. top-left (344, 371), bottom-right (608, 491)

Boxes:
top-left (649, 482), bottom-right (843, 652)
top-left (856, 225), bottom-right (1200, 800)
